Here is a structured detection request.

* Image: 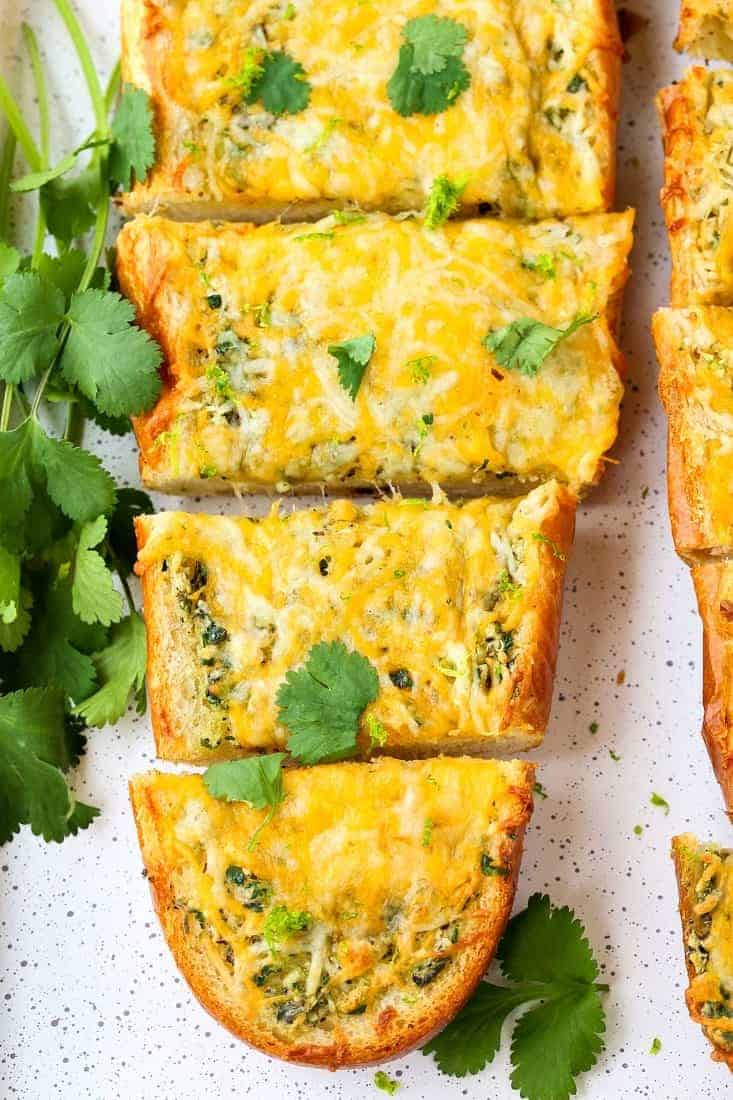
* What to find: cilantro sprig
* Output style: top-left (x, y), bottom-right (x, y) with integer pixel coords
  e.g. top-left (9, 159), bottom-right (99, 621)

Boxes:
top-left (483, 314), bottom-right (597, 377)
top-left (202, 641), bottom-right (380, 823)
top-left (328, 332), bottom-right (376, 399)
top-left (235, 48), bottom-right (311, 116)
top-left (388, 15), bottom-right (471, 117)
top-left (0, 2), bottom-right (159, 844)
top-left (423, 894), bottom-right (608, 1100)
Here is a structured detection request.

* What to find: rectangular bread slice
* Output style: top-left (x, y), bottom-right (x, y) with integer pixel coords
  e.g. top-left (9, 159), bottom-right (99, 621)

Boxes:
top-left (118, 211), bottom-right (633, 495)
top-left (120, 0), bottom-right (621, 221)
top-left (676, 2), bottom-right (733, 61)
top-left (658, 68), bottom-right (733, 307)
top-left (672, 834), bottom-right (733, 1070)
top-left (692, 562), bottom-right (733, 815)
top-left (129, 757), bottom-right (534, 1067)
top-left (134, 482), bottom-right (575, 763)
top-left (654, 306), bottom-right (733, 557)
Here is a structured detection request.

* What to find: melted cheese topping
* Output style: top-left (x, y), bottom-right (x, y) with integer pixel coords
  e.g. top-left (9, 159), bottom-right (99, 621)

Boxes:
top-left (677, 836), bottom-right (733, 1053)
top-left (132, 758), bottom-right (532, 1043)
top-left (662, 68), bottom-right (733, 305)
top-left (123, 0), bottom-right (620, 217)
top-left (676, 2), bottom-right (733, 62)
top-left (656, 307), bottom-right (733, 550)
top-left (136, 483), bottom-right (572, 758)
top-left (121, 211), bottom-right (632, 492)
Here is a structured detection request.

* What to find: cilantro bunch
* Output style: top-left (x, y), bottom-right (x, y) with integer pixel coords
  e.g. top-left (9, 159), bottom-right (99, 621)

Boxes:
top-left (0, 1), bottom-right (159, 844)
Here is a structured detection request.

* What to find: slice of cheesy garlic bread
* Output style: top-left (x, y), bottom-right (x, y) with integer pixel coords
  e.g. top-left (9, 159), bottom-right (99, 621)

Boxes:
top-left (676, 2), bottom-right (733, 62)
top-left (654, 306), bottom-right (733, 557)
top-left (118, 211), bottom-right (633, 495)
top-left (134, 482), bottom-right (574, 763)
top-left (130, 757), bottom-right (534, 1066)
top-left (121, 0), bottom-right (621, 221)
top-left (672, 834), bottom-right (733, 1070)
top-left (659, 68), bottom-right (733, 307)
top-left (692, 562), bottom-right (733, 814)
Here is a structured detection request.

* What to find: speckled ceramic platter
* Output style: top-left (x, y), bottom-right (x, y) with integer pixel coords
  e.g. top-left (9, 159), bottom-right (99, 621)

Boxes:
top-left (0, 2), bottom-right (728, 1097)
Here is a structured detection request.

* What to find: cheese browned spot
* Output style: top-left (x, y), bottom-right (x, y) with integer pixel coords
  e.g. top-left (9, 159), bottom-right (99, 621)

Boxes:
top-left (121, 0), bottom-right (621, 220)
top-left (130, 758), bottom-right (534, 1067)
top-left (118, 211), bottom-right (633, 495)
top-left (654, 306), bottom-right (733, 556)
top-left (659, 68), bottom-right (733, 307)
top-left (134, 482), bottom-right (575, 763)
top-left (676, 2), bottom-right (733, 62)
top-left (673, 834), bottom-right (733, 1069)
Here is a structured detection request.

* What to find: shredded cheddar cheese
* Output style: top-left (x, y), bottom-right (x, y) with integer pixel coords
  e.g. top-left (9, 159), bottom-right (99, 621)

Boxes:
top-left (122, 0), bottom-right (621, 218)
top-left (119, 211), bottom-right (633, 493)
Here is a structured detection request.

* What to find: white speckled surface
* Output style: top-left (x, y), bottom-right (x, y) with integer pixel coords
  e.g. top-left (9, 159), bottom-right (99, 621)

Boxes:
top-left (0, 1), bottom-right (728, 1097)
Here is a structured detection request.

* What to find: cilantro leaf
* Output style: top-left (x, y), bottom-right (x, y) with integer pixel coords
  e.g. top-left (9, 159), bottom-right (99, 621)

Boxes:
top-left (0, 241), bottom-right (21, 283)
top-left (36, 249), bottom-right (87, 304)
top-left (108, 488), bottom-right (154, 576)
top-left (424, 983), bottom-right (533, 1075)
top-left (32, 430), bottom-right (116, 524)
top-left (0, 424), bottom-right (34, 532)
top-left (0, 586), bottom-right (32, 654)
top-left (74, 612), bottom-right (147, 726)
top-left (0, 272), bottom-right (64, 382)
top-left (247, 51), bottom-right (311, 116)
top-left (40, 163), bottom-right (99, 243)
top-left (404, 14), bottom-right (469, 74)
top-left (11, 134), bottom-right (108, 193)
top-left (61, 288), bottom-right (162, 417)
top-left (498, 894), bottom-right (599, 985)
top-left (109, 85), bottom-right (156, 190)
top-left (387, 16), bottom-right (471, 117)
top-left (0, 688), bottom-right (96, 843)
top-left (328, 332), bottom-right (376, 399)
top-left (204, 753), bottom-right (286, 808)
top-left (422, 894), bottom-right (607, 1099)
top-left (510, 986), bottom-right (605, 1100)
top-left (14, 581), bottom-right (103, 701)
top-left (483, 314), bottom-right (597, 378)
top-left (71, 516), bottom-right (124, 627)
top-left (277, 640), bottom-right (379, 764)
top-left (424, 174), bottom-right (468, 229)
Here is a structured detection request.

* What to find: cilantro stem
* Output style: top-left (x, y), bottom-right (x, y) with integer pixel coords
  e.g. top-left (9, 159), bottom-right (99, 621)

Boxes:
top-left (22, 24), bottom-right (50, 269)
top-left (0, 126), bottom-right (16, 236)
top-left (52, 0), bottom-right (107, 133)
top-left (105, 540), bottom-right (137, 617)
top-left (0, 126), bottom-right (16, 433)
top-left (22, 25), bottom-right (50, 164)
top-left (0, 73), bottom-right (41, 171)
top-left (104, 61), bottom-right (121, 113)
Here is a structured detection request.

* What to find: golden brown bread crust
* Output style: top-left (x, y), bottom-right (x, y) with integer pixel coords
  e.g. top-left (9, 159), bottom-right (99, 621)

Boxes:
top-left (676, 3), bottom-right (733, 62)
top-left (120, 0), bottom-right (621, 220)
top-left (654, 307), bottom-right (713, 557)
top-left (134, 488), bottom-right (575, 764)
top-left (657, 70), bottom-right (733, 307)
top-left (658, 78), bottom-right (700, 308)
top-left (672, 835), bottom-right (733, 1071)
top-left (129, 763), bottom-right (534, 1067)
top-left (692, 563), bottom-right (733, 817)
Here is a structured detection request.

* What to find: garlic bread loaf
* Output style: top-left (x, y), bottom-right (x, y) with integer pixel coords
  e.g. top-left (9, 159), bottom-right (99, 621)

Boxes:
top-left (130, 757), bottom-right (534, 1067)
top-left (135, 482), bottom-right (575, 763)
top-left (672, 834), bottom-right (733, 1070)
top-left (121, 0), bottom-right (621, 221)
top-left (118, 211), bottom-right (632, 495)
